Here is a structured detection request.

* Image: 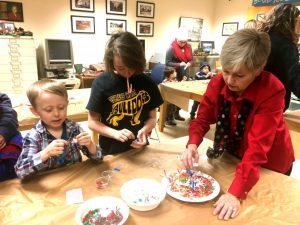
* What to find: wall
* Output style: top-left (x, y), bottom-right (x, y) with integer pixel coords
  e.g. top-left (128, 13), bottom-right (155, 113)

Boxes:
top-left (11, 0), bottom-right (256, 69)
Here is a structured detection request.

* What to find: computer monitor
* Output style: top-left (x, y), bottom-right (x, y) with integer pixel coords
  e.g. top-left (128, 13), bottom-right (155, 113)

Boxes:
top-left (200, 41), bottom-right (214, 54)
top-left (44, 39), bottom-right (74, 79)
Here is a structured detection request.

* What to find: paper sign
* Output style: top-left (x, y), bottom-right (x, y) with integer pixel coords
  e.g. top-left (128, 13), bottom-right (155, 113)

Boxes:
top-left (66, 188), bottom-right (84, 205)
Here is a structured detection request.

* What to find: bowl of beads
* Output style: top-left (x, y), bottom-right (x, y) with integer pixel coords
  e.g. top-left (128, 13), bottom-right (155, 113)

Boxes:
top-left (75, 196), bottom-right (129, 225)
top-left (120, 178), bottom-right (166, 211)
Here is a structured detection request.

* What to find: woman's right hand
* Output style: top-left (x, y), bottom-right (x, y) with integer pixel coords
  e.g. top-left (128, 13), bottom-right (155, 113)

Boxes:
top-left (113, 129), bottom-right (135, 142)
top-left (180, 144), bottom-right (199, 169)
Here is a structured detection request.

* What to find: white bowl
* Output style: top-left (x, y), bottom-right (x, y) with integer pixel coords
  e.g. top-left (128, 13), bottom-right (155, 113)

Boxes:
top-left (75, 196), bottom-right (129, 225)
top-left (120, 178), bottom-right (166, 211)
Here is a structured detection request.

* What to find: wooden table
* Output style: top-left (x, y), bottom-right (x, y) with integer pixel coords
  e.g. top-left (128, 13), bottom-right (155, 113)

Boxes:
top-left (159, 80), bottom-right (208, 132)
top-left (1, 136), bottom-right (299, 225)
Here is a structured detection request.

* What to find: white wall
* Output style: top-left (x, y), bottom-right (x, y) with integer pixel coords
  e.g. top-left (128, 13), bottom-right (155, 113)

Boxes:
top-left (13, 0), bottom-right (253, 68)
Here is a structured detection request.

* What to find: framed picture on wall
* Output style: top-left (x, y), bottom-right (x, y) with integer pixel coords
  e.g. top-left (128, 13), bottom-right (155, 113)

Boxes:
top-left (106, 0), bottom-right (127, 15)
top-left (71, 16), bottom-right (95, 34)
top-left (70, 0), bottom-right (95, 12)
top-left (222, 22), bottom-right (238, 36)
top-left (136, 1), bottom-right (154, 18)
top-left (106, 18), bottom-right (127, 35)
top-left (179, 17), bottom-right (203, 42)
top-left (0, 1), bottom-right (24, 22)
top-left (136, 21), bottom-right (154, 37)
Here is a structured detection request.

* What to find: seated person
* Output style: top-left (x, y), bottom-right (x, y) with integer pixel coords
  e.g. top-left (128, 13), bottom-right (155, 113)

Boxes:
top-left (190, 62), bottom-right (213, 120)
top-left (0, 93), bottom-right (22, 181)
top-left (15, 80), bottom-right (102, 180)
top-left (162, 66), bottom-right (178, 126)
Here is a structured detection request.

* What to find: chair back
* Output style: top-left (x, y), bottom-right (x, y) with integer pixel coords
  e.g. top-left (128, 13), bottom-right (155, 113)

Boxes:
top-left (149, 63), bottom-right (165, 85)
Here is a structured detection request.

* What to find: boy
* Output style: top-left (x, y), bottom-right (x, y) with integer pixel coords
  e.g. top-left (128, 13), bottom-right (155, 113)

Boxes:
top-left (181, 29), bottom-right (294, 220)
top-left (0, 93), bottom-right (22, 181)
top-left (15, 80), bottom-right (102, 179)
top-left (162, 66), bottom-right (178, 126)
top-left (190, 62), bottom-right (213, 120)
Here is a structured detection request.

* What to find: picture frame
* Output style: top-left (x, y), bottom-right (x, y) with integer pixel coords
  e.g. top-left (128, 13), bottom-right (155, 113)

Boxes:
top-left (71, 16), bottom-right (95, 34)
top-left (136, 21), bottom-right (154, 37)
top-left (70, 0), bottom-right (94, 12)
top-left (106, 0), bottom-right (127, 15)
top-left (200, 41), bottom-right (214, 54)
top-left (256, 13), bottom-right (265, 22)
top-left (0, 1), bottom-right (24, 22)
top-left (139, 39), bottom-right (145, 54)
top-left (136, 1), bottom-right (155, 18)
top-left (222, 22), bottom-right (239, 36)
top-left (0, 21), bottom-right (15, 32)
top-left (106, 18), bottom-right (127, 35)
top-left (179, 17), bottom-right (203, 42)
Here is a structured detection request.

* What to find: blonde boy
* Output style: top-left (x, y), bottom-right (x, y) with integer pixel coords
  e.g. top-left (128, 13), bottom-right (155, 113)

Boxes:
top-left (15, 80), bottom-right (102, 179)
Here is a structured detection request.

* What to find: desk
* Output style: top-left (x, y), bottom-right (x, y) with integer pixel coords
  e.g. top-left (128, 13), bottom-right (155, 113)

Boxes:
top-left (0, 136), bottom-right (299, 225)
top-left (76, 73), bottom-right (100, 89)
top-left (159, 80), bottom-right (208, 132)
top-left (10, 88), bottom-right (91, 131)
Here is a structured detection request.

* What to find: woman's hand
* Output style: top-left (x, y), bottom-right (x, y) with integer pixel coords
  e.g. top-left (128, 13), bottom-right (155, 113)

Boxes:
top-left (113, 129), bottom-right (135, 142)
top-left (213, 193), bottom-right (241, 220)
top-left (180, 144), bottom-right (199, 169)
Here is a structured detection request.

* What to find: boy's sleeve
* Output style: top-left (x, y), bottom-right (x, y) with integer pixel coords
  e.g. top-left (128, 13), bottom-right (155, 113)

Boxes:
top-left (0, 93), bottom-right (19, 141)
top-left (14, 132), bottom-right (49, 179)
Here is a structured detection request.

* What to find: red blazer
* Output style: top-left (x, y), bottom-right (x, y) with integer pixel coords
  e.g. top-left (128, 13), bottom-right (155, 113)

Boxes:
top-left (188, 71), bottom-right (294, 199)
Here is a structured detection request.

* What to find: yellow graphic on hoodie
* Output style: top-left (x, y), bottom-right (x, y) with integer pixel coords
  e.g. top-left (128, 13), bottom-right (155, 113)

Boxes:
top-left (107, 90), bottom-right (150, 126)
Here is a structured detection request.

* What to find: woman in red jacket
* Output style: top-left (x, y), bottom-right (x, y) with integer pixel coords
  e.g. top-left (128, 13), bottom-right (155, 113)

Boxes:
top-left (181, 29), bottom-right (294, 220)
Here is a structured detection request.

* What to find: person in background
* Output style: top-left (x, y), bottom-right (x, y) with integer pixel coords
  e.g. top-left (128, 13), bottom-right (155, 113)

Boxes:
top-left (190, 62), bottom-right (213, 120)
top-left (244, 19), bottom-right (257, 29)
top-left (162, 66), bottom-right (178, 126)
top-left (86, 31), bottom-right (163, 156)
top-left (0, 93), bottom-right (22, 181)
top-left (258, 3), bottom-right (300, 110)
top-left (181, 29), bottom-right (294, 220)
top-left (165, 27), bottom-right (193, 121)
top-left (15, 80), bottom-right (102, 180)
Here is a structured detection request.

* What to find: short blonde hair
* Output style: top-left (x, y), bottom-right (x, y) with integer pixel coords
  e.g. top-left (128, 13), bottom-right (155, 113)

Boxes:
top-left (27, 79), bottom-right (68, 108)
top-left (220, 29), bottom-right (270, 72)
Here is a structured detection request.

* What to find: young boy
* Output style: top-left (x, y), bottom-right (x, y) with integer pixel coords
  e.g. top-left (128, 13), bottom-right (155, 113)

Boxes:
top-left (190, 62), bottom-right (213, 120)
top-left (0, 92), bottom-right (22, 181)
top-left (162, 66), bottom-right (178, 126)
top-left (181, 29), bottom-right (294, 220)
top-left (15, 80), bottom-right (102, 179)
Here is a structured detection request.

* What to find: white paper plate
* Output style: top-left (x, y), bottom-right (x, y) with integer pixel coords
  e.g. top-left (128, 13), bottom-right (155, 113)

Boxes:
top-left (161, 170), bottom-right (220, 203)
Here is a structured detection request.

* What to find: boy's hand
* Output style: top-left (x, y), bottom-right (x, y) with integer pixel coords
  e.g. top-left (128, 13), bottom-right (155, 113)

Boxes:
top-left (41, 139), bottom-right (67, 161)
top-left (0, 134), bottom-right (6, 150)
top-left (113, 129), bottom-right (135, 142)
top-left (75, 132), bottom-right (92, 147)
top-left (130, 129), bottom-right (147, 149)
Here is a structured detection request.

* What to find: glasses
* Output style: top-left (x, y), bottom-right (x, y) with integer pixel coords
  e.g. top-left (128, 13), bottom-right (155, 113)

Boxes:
top-left (178, 40), bottom-right (187, 44)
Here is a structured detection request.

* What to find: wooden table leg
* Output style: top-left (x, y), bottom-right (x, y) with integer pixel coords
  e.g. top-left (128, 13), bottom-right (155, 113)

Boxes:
top-left (159, 101), bottom-right (167, 132)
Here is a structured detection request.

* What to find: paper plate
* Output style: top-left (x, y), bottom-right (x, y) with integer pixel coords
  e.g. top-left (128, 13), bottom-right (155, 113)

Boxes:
top-left (161, 169), bottom-right (220, 203)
